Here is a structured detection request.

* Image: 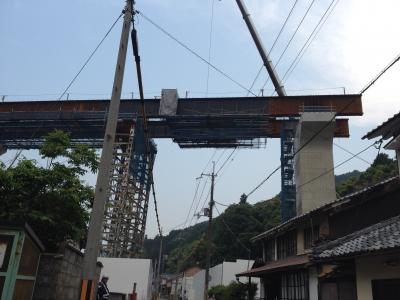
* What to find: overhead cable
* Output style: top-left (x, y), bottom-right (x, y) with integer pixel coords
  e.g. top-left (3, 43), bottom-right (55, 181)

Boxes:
top-left (136, 10), bottom-right (257, 96)
top-left (58, 13), bottom-right (124, 101)
top-left (296, 140), bottom-right (381, 190)
top-left (259, 0), bottom-right (316, 94)
top-left (7, 11), bottom-right (124, 168)
top-left (206, 0), bottom-right (216, 96)
top-left (247, 0), bottom-right (299, 95)
top-left (244, 51), bottom-right (400, 198)
top-left (282, 0), bottom-right (338, 83)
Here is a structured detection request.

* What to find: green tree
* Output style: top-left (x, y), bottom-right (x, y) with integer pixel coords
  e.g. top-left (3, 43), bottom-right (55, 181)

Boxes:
top-left (208, 281), bottom-right (258, 300)
top-left (0, 130), bottom-right (98, 252)
top-left (337, 153), bottom-right (398, 197)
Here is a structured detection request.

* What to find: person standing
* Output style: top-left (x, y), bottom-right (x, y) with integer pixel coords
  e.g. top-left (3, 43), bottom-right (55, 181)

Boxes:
top-left (97, 276), bottom-right (110, 300)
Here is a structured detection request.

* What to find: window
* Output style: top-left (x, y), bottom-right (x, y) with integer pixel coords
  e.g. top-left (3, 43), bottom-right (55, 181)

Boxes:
top-left (277, 230), bottom-right (297, 259)
top-left (304, 225), bottom-right (319, 249)
top-left (265, 239), bottom-right (275, 262)
top-left (280, 270), bottom-right (309, 300)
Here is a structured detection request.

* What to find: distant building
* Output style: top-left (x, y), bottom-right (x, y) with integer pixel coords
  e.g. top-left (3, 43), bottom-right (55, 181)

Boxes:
top-left (97, 257), bottom-right (153, 300)
top-left (187, 260), bottom-right (260, 300)
top-left (237, 177), bottom-right (400, 300)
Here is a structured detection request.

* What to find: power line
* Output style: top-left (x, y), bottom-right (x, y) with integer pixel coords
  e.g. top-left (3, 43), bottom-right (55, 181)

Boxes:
top-left (247, 0), bottom-right (299, 95)
top-left (283, 0), bottom-right (340, 82)
top-left (296, 140), bottom-right (381, 190)
top-left (244, 51), bottom-right (400, 198)
top-left (216, 148), bottom-right (236, 174)
top-left (360, 52), bottom-right (400, 94)
top-left (6, 11), bottom-right (124, 168)
top-left (136, 10), bottom-right (257, 96)
top-left (282, 0), bottom-right (338, 83)
top-left (58, 12), bottom-right (123, 100)
top-left (214, 205), bottom-right (250, 253)
top-left (206, 0), bottom-right (216, 96)
top-left (259, 0), bottom-right (317, 94)
top-left (181, 178), bottom-right (202, 231)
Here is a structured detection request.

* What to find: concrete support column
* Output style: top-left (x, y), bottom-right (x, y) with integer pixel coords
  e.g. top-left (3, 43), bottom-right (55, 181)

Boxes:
top-left (294, 112), bottom-right (336, 215)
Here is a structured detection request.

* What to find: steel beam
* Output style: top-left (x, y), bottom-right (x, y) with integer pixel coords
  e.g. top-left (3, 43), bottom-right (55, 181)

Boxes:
top-left (0, 94), bottom-right (363, 117)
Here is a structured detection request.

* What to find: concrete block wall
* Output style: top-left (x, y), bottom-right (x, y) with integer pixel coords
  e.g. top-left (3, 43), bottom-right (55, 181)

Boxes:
top-left (33, 244), bottom-right (99, 300)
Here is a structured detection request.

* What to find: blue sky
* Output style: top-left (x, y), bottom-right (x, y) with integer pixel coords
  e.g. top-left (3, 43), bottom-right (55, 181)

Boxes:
top-left (1, 0), bottom-right (399, 237)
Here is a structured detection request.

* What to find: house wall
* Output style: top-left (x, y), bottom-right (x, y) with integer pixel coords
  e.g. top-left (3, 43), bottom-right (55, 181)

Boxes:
top-left (98, 257), bottom-right (152, 300)
top-left (329, 189), bottom-right (400, 240)
top-left (190, 260), bottom-right (260, 300)
top-left (308, 267), bottom-right (318, 300)
top-left (33, 244), bottom-right (95, 300)
top-left (355, 253), bottom-right (400, 300)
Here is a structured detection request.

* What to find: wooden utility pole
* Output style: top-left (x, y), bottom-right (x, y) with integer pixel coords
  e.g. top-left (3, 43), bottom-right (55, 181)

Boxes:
top-left (204, 162), bottom-right (216, 300)
top-left (80, 1), bottom-right (133, 299)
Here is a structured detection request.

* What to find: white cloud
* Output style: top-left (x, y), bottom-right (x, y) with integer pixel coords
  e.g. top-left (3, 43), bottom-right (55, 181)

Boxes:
top-left (241, 0), bottom-right (400, 126)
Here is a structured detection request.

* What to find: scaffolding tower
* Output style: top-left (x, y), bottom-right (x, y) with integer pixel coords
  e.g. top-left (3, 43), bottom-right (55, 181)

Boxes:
top-left (101, 119), bottom-right (156, 257)
top-left (280, 123), bottom-right (296, 222)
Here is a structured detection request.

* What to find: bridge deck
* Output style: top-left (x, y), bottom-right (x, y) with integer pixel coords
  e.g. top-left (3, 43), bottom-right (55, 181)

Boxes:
top-left (0, 95), bottom-right (362, 149)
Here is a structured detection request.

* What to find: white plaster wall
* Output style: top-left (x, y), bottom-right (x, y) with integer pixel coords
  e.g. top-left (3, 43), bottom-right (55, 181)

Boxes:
top-left (190, 260), bottom-right (260, 299)
top-left (192, 269), bottom-right (205, 300)
top-left (98, 257), bottom-right (153, 300)
top-left (356, 254), bottom-right (400, 300)
top-left (308, 267), bottom-right (318, 300)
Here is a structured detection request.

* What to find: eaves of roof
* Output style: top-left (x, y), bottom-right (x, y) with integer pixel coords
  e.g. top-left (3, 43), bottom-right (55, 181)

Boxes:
top-left (236, 254), bottom-right (310, 277)
top-left (363, 111), bottom-right (400, 140)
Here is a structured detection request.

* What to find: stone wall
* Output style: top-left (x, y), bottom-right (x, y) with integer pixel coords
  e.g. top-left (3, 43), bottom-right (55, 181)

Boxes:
top-left (33, 244), bottom-right (100, 300)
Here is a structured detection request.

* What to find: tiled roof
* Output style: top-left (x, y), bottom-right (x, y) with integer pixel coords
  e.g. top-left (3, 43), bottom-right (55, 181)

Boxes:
top-left (236, 255), bottom-right (309, 277)
top-left (313, 215), bottom-right (400, 259)
top-left (251, 176), bottom-right (400, 242)
top-left (363, 111), bottom-right (400, 139)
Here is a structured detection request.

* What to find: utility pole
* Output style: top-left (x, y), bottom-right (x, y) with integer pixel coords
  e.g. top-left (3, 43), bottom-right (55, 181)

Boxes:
top-left (203, 162), bottom-right (216, 300)
top-left (156, 234), bottom-right (163, 299)
top-left (81, 1), bottom-right (133, 299)
top-left (235, 0), bottom-right (286, 97)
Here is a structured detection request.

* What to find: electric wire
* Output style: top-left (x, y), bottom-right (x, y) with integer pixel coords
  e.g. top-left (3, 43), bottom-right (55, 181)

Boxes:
top-left (58, 13), bottom-right (124, 101)
top-left (181, 178), bottom-right (202, 231)
top-left (360, 52), bottom-right (400, 94)
top-left (244, 52), bottom-right (400, 198)
top-left (216, 148), bottom-right (236, 175)
top-left (206, 0), bottom-right (216, 96)
top-left (214, 205), bottom-right (250, 253)
top-left (296, 139), bottom-right (381, 190)
top-left (6, 11), bottom-right (124, 169)
top-left (259, 0), bottom-right (317, 94)
top-left (247, 0), bottom-right (299, 95)
top-left (136, 10), bottom-right (257, 96)
top-left (282, 0), bottom-right (338, 83)
top-left (283, 0), bottom-right (340, 82)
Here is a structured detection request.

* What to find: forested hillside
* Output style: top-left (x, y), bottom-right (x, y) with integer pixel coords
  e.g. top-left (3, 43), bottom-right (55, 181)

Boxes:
top-left (144, 153), bottom-right (398, 273)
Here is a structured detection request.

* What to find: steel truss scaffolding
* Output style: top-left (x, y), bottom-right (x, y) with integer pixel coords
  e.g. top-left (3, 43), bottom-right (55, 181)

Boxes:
top-left (280, 122), bottom-right (297, 222)
top-left (101, 120), bottom-right (156, 257)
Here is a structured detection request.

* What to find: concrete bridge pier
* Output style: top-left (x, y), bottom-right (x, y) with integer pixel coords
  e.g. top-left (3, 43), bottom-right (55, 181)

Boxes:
top-left (294, 112), bottom-right (336, 215)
